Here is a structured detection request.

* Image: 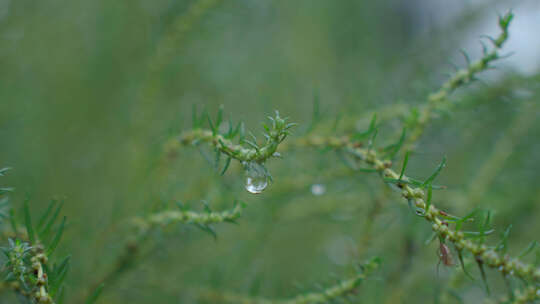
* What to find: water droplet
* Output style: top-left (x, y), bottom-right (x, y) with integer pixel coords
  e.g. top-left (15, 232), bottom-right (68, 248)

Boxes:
top-left (243, 161), bottom-right (268, 194)
top-left (246, 176), bottom-right (268, 194)
top-left (311, 184), bottom-right (326, 196)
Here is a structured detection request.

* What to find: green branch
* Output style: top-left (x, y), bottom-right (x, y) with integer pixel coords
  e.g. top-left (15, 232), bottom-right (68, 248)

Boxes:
top-left (407, 11), bottom-right (513, 147)
top-left (197, 258), bottom-right (380, 304)
top-left (282, 258), bottom-right (379, 304)
top-left (81, 201), bottom-right (246, 302)
top-left (132, 201), bottom-right (245, 234)
top-left (493, 285), bottom-right (540, 304)
top-left (178, 109), bottom-right (295, 164)
top-left (2, 203), bottom-right (68, 304)
top-left (280, 12), bottom-right (538, 300)
top-left (311, 139), bottom-right (539, 283)
top-left (507, 286), bottom-right (540, 304)
top-left (286, 12), bottom-right (513, 156)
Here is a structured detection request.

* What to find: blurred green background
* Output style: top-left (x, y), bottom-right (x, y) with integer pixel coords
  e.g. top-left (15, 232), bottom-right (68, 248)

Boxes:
top-left (1, 0), bottom-right (539, 303)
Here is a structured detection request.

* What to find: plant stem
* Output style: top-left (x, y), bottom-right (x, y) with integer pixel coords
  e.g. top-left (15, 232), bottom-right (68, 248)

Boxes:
top-left (300, 136), bottom-right (540, 284)
top-left (406, 11), bottom-right (513, 149)
top-left (132, 202), bottom-right (245, 233)
top-left (197, 258), bottom-right (380, 304)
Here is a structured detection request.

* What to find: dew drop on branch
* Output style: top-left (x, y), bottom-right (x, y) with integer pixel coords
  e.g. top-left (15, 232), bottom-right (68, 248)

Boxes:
top-left (243, 161), bottom-right (268, 194)
top-left (245, 176), bottom-right (268, 194)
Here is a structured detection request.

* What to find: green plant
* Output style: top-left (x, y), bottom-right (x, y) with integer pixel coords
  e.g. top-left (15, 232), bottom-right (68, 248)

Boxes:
top-left (197, 257), bottom-right (381, 304)
top-left (76, 109), bottom-right (298, 300)
top-left (2, 4), bottom-right (540, 304)
top-left (0, 171), bottom-right (68, 303)
top-left (166, 10), bottom-right (539, 303)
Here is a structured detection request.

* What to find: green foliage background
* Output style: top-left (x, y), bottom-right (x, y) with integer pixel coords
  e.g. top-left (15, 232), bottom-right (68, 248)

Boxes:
top-left (0, 0), bottom-right (539, 303)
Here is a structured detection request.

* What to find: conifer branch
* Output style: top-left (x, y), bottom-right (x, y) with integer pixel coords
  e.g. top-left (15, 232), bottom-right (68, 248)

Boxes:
top-left (132, 201), bottom-right (245, 233)
top-left (177, 109), bottom-right (295, 164)
top-left (298, 134), bottom-right (540, 284)
top-left (198, 258), bottom-right (380, 304)
top-left (506, 285), bottom-right (540, 304)
top-left (406, 11), bottom-right (514, 148)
